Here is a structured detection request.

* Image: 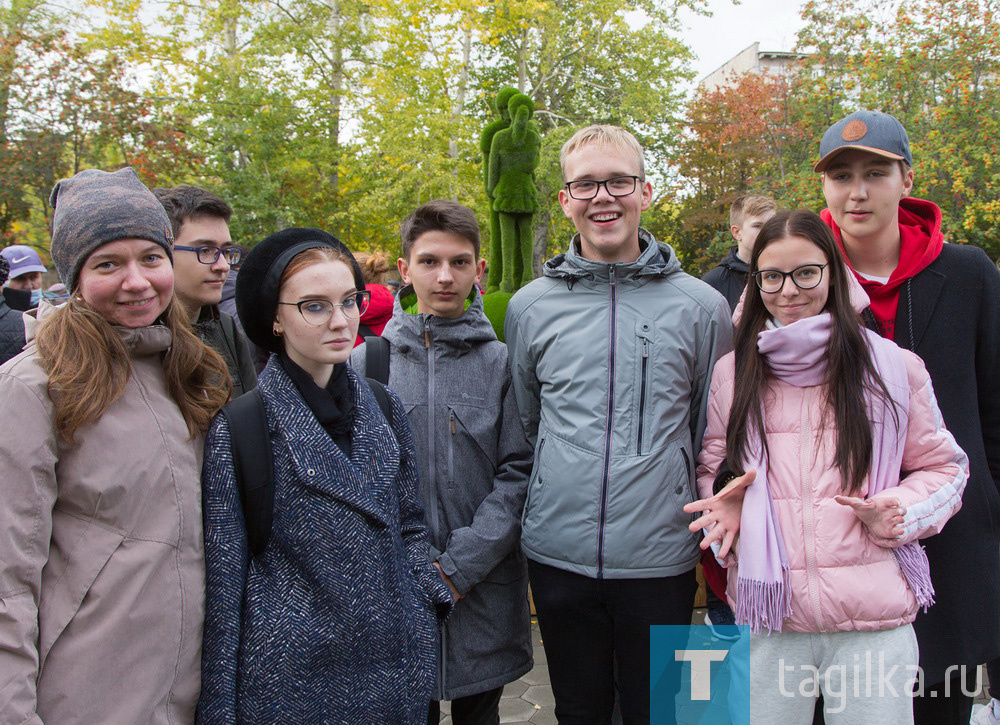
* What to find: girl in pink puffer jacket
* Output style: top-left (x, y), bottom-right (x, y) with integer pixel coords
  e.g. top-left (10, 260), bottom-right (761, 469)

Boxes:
top-left (686, 210), bottom-right (968, 724)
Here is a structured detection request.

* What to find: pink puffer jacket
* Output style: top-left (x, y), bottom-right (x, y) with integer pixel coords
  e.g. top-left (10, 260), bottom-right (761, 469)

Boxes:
top-left (697, 349), bottom-right (968, 633)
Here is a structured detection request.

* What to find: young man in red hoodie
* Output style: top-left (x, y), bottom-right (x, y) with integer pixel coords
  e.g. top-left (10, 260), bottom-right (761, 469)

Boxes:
top-left (816, 110), bottom-right (1000, 725)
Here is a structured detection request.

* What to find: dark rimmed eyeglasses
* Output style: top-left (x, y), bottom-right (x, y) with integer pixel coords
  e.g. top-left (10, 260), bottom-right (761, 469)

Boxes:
top-left (564, 175), bottom-right (642, 200)
top-left (174, 245), bottom-right (242, 265)
top-left (277, 291), bottom-right (371, 325)
top-left (753, 264), bottom-right (827, 294)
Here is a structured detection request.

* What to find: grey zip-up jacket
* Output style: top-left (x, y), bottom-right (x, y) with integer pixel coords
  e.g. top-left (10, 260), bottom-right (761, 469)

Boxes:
top-left (505, 230), bottom-right (733, 579)
top-left (351, 288), bottom-right (533, 701)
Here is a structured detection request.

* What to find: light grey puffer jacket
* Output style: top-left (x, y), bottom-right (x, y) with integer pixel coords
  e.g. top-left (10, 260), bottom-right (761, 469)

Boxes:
top-left (505, 230), bottom-right (733, 579)
top-left (351, 288), bottom-right (534, 701)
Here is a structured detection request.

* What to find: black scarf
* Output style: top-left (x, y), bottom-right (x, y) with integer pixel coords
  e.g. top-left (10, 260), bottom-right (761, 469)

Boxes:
top-left (279, 353), bottom-right (354, 457)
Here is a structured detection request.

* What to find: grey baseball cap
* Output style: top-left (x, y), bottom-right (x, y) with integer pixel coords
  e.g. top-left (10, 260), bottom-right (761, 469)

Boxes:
top-left (814, 110), bottom-right (912, 172)
top-left (0, 245), bottom-right (46, 279)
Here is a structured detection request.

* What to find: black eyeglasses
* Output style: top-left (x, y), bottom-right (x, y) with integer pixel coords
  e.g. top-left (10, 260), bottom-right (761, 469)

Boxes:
top-left (174, 245), bottom-right (242, 265)
top-left (277, 291), bottom-right (371, 325)
top-left (564, 175), bottom-right (642, 200)
top-left (753, 264), bottom-right (828, 294)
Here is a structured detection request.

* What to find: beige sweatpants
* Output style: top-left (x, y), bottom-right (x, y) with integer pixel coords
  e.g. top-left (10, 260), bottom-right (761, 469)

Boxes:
top-left (727, 625), bottom-right (919, 724)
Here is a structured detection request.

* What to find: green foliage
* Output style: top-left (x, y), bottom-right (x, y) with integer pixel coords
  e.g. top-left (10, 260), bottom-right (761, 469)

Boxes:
top-left (2, 0), bottom-right (993, 276)
top-left (0, 0), bottom-right (202, 248)
top-left (797, 0), bottom-right (1000, 261)
top-left (481, 290), bottom-right (513, 342)
top-left (674, 0), bottom-right (1000, 271)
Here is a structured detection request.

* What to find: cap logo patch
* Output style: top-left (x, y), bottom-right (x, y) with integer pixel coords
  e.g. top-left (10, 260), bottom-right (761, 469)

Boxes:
top-left (842, 119), bottom-right (868, 142)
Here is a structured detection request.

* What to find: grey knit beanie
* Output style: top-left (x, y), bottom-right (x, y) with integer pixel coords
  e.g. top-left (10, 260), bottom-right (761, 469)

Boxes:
top-left (49, 167), bottom-right (174, 290)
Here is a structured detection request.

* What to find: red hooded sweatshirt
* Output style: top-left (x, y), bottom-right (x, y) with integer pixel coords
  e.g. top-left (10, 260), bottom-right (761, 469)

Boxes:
top-left (821, 197), bottom-right (944, 340)
top-left (354, 283), bottom-right (395, 347)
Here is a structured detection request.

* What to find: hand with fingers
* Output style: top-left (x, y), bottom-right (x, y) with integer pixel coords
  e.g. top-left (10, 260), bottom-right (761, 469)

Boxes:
top-left (834, 495), bottom-right (906, 540)
top-left (683, 470), bottom-right (757, 559)
top-left (433, 562), bottom-right (463, 602)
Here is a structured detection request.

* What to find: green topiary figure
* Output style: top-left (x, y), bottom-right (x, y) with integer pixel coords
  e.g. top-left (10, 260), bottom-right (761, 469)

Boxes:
top-left (481, 87), bottom-right (518, 293)
top-left (487, 93), bottom-right (540, 293)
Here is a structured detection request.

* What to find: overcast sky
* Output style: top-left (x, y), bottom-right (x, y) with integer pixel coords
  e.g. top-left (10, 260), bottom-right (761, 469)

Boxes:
top-left (678, 0), bottom-right (806, 85)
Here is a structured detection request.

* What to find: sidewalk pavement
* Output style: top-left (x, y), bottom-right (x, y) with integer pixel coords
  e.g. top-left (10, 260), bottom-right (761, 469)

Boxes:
top-left (436, 609), bottom-right (992, 725)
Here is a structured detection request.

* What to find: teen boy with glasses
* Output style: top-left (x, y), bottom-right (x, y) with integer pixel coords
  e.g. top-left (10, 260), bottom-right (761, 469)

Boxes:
top-left (505, 125), bottom-right (732, 723)
top-left (154, 185), bottom-right (257, 397)
top-left (816, 110), bottom-right (1000, 725)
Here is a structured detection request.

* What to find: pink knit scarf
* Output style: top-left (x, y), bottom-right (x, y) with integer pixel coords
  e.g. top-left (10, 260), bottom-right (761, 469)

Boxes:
top-left (735, 312), bottom-right (934, 633)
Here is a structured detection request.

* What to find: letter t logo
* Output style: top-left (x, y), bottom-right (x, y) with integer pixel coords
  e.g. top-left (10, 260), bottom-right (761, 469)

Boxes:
top-left (675, 650), bottom-right (729, 700)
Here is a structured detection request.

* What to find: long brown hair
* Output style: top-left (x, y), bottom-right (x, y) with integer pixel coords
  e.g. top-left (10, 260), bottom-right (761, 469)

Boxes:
top-left (726, 210), bottom-right (897, 495)
top-left (35, 297), bottom-right (231, 442)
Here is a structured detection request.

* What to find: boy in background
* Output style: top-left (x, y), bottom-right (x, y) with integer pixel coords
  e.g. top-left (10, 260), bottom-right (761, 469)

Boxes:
top-left (153, 185), bottom-right (257, 397)
top-left (351, 200), bottom-right (533, 725)
top-left (816, 109), bottom-right (999, 725)
top-left (702, 194), bottom-right (776, 311)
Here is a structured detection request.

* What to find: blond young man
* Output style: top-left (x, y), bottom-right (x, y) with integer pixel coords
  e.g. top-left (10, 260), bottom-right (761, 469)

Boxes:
top-left (702, 194), bottom-right (777, 311)
top-left (505, 125), bottom-right (732, 724)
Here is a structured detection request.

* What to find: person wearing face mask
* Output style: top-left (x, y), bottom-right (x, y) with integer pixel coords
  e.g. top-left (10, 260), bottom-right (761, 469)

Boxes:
top-left (0, 167), bottom-right (231, 724)
top-left (1, 245), bottom-right (47, 311)
top-left (0, 255), bottom-right (27, 364)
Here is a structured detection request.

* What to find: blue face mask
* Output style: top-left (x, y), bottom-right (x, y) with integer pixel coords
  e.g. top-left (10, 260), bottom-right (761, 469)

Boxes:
top-left (30, 288), bottom-right (43, 307)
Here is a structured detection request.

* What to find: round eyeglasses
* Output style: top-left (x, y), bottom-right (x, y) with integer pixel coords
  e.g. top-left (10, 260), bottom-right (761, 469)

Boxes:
top-left (753, 264), bottom-right (828, 294)
top-left (564, 175), bottom-right (641, 200)
top-left (174, 245), bottom-right (242, 265)
top-left (277, 291), bottom-right (371, 325)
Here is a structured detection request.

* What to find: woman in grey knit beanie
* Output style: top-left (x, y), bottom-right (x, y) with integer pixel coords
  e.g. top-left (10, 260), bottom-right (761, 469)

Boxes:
top-left (0, 167), bottom-right (231, 723)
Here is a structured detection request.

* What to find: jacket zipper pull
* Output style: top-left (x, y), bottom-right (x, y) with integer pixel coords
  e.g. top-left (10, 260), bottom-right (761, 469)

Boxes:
top-left (424, 321), bottom-right (431, 349)
top-left (450, 410), bottom-right (456, 435)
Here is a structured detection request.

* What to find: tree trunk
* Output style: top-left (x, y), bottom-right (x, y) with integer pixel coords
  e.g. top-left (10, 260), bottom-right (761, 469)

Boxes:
top-left (326, 0), bottom-right (343, 225)
top-left (517, 28), bottom-right (528, 93)
top-left (448, 23), bottom-right (471, 199)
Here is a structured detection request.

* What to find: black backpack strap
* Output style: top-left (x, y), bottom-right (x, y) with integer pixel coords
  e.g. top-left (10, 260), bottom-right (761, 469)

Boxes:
top-left (364, 335), bottom-right (390, 385)
top-left (366, 377), bottom-right (393, 424)
top-left (220, 387), bottom-right (273, 557)
top-left (357, 323), bottom-right (376, 338)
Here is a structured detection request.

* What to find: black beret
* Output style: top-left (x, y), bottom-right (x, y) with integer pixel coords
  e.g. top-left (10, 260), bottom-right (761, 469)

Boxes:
top-left (236, 227), bottom-right (365, 354)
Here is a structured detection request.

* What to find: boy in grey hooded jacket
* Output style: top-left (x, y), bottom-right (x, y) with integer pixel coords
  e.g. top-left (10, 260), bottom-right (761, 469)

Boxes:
top-left (352, 200), bottom-right (533, 725)
top-left (504, 126), bottom-right (732, 724)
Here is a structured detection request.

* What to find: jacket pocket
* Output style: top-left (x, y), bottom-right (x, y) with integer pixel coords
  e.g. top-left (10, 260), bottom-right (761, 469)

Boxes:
top-left (447, 405), bottom-right (501, 499)
top-left (522, 437), bottom-right (545, 527)
top-left (448, 407), bottom-right (456, 489)
top-left (38, 512), bottom-right (125, 667)
top-left (637, 334), bottom-right (651, 455)
top-left (634, 319), bottom-right (654, 456)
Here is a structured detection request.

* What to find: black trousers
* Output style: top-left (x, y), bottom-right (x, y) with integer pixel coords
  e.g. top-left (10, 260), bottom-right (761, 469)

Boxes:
top-left (912, 665), bottom-right (980, 725)
top-left (428, 686), bottom-right (503, 725)
top-left (527, 559), bottom-right (697, 725)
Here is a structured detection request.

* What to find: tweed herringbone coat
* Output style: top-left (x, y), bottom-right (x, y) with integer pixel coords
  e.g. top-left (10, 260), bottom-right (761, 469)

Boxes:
top-left (199, 359), bottom-right (453, 724)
